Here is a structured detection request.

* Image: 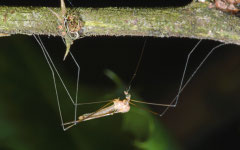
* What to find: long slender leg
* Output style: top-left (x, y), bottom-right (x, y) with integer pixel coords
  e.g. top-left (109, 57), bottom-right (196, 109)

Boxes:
top-left (63, 100), bottom-right (114, 131)
top-left (159, 42), bottom-right (229, 116)
top-left (129, 102), bottom-right (159, 115)
top-left (131, 99), bottom-right (175, 107)
top-left (175, 39), bottom-right (202, 107)
top-left (69, 52), bottom-right (80, 124)
top-left (61, 36), bottom-right (114, 106)
top-left (129, 41), bottom-right (230, 116)
top-left (34, 35), bottom-right (81, 129)
top-left (34, 35), bottom-right (114, 130)
top-left (39, 40), bottom-right (75, 104)
top-left (129, 40), bottom-right (201, 116)
top-left (33, 35), bottom-right (65, 130)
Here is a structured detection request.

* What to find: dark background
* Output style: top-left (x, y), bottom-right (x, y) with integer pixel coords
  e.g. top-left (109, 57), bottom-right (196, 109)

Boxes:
top-left (0, 1), bottom-right (240, 150)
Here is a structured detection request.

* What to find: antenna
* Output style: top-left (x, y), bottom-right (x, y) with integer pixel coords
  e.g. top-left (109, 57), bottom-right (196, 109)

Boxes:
top-left (126, 39), bottom-right (147, 93)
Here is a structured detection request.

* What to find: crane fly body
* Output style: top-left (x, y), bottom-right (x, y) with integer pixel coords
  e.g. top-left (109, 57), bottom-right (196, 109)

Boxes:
top-left (63, 91), bottom-right (131, 130)
top-left (78, 99), bottom-right (130, 121)
top-left (62, 90), bottom-right (176, 130)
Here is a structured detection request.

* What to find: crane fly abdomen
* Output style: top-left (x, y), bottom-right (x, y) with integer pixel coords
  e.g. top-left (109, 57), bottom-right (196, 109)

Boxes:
top-left (79, 99), bottom-right (130, 122)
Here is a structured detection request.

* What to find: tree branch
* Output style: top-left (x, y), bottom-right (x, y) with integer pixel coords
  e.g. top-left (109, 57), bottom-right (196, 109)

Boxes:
top-left (0, 1), bottom-right (240, 45)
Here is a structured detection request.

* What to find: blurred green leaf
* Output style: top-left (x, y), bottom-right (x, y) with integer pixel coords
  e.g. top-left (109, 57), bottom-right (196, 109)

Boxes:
top-left (0, 36), bottom-right (178, 150)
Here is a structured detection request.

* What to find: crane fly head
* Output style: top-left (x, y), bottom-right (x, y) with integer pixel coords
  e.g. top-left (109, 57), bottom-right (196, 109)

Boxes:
top-left (124, 90), bottom-right (131, 102)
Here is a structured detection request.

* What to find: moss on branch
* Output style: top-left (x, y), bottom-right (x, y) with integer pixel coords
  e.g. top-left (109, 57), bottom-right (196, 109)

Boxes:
top-left (0, 2), bottom-right (240, 45)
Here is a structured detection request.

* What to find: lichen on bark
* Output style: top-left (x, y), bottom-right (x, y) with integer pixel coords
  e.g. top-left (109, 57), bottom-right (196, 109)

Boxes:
top-left (0, 1), bottom-right (239, 45)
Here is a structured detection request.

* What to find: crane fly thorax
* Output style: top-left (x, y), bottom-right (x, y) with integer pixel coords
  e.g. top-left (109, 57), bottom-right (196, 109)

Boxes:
top-left (113, 99), bottom-right (130, 113)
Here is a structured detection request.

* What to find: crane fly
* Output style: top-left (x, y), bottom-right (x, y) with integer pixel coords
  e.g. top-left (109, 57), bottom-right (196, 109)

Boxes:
top-left (33, 32), bottom-right (231, 131)
top-left (62, 90), bottom-right (175, 130)
top-left (62, 91), bottom-right (132, 130)
top-left (33, 33), bottom-right (230, 131)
